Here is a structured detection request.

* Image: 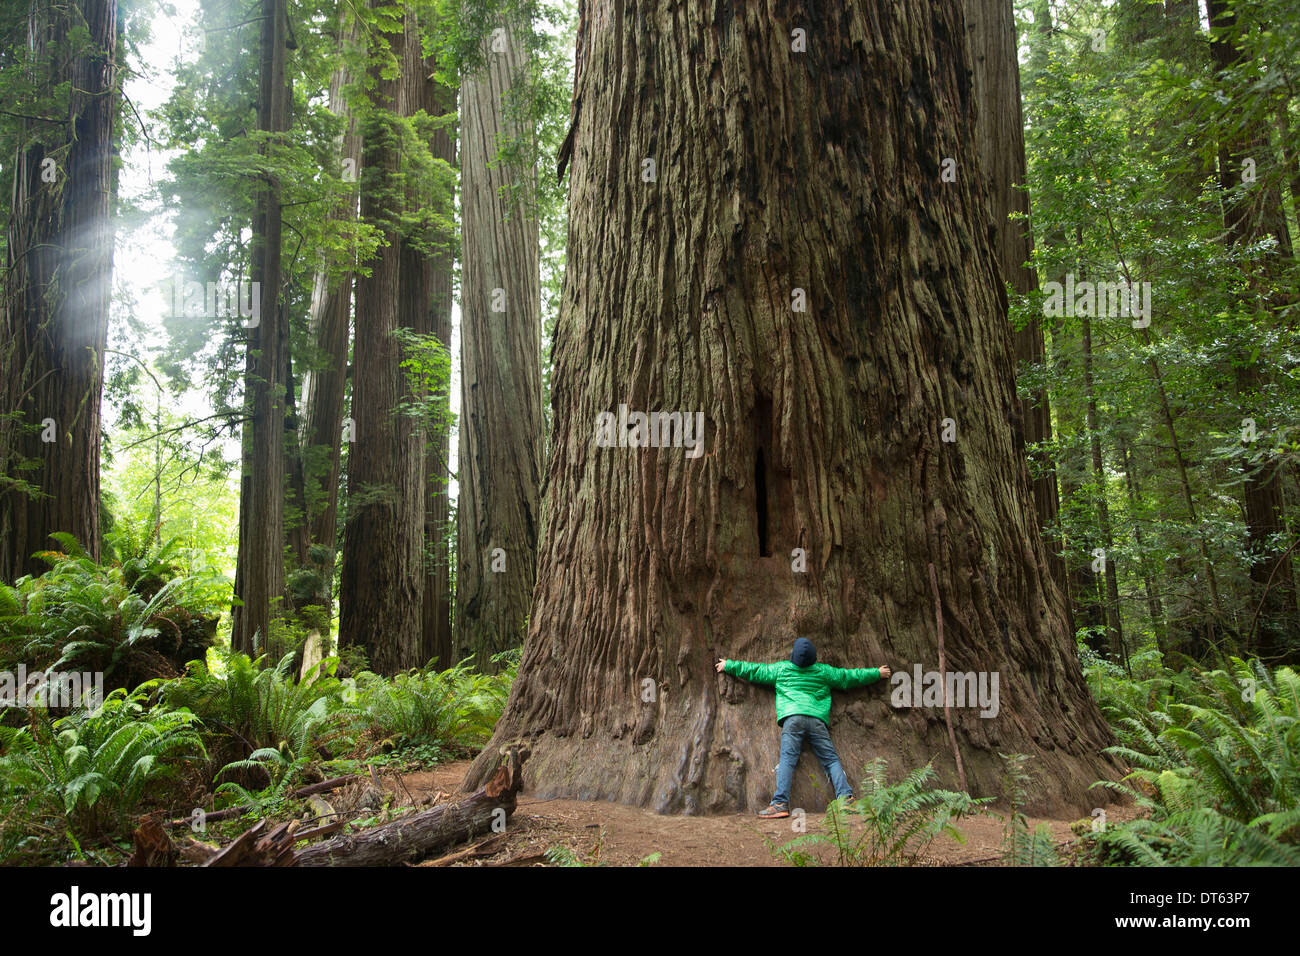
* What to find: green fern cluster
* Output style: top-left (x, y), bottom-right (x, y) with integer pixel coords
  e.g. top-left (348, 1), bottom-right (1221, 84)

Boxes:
top-left (773, 758), bottom-right (989, 866)
top-left (353, 652), bottom-right (515, 754)
top-left (0, 533), bottom-right (223, 693)
top-left (1090, 658), bottom-right (1300, 865)
top-left (0, 689), bottom-right (204, 862)
top-left (213, 750), bottom-right (318, 818)
top-left (159, 649), bottom-right (357, 770)
top-left (0, 642), bottom-right (519, 859)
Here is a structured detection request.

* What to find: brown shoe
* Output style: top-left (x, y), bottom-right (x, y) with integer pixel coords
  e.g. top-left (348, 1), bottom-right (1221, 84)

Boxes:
top-left (758, 803), bottom-right (790, 819)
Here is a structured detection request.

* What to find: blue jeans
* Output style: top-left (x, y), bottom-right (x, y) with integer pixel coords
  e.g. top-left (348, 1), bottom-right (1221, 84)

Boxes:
top-left (773, 714), bottom-right (854, 806)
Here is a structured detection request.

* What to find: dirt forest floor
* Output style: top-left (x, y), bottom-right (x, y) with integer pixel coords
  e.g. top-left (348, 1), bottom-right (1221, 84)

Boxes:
top-left (384, 760), bottom-right (1140, 867)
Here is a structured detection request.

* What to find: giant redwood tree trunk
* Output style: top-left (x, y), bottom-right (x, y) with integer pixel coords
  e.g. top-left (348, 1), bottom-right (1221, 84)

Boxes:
top-left (1, 0), bottom-right (117, 582)
top-left (465, 0), bottom-right (1117, 815)
top-left (456, 22), bottom-right (544, 671)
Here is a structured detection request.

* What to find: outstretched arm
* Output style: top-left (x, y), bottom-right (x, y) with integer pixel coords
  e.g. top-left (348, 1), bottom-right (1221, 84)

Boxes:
top-left (715, 658), bottom-right (782, 685)
top-left (823, 664), bottom-right (892, 690)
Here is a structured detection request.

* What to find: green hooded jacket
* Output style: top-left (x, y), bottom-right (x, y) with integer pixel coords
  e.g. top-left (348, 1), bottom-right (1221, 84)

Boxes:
top-left (723, 659), bottom-right (882, 725)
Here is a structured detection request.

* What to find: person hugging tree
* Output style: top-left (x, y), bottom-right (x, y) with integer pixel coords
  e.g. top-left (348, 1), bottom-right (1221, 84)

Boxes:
top-left (715, 637), bottom-right (891, 818)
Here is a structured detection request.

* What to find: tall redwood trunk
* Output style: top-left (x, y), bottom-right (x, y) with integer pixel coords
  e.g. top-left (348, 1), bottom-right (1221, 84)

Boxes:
top-left (456, 21), bottom-right (544, 671)
top-left (231, 0), bottom-right (289, 655)
top-left (1, 0), bottom-right (117, 582)
top-left (395, 16), bottom-right (456, 670)
top-left (300, 11), bottom-right (363, 633)
top-left (419, 75), bottom-right (457, 670)
top-left (338, 5), bottom-right (425, 675)
top-left (466, 0), bottom-right (1116, 815)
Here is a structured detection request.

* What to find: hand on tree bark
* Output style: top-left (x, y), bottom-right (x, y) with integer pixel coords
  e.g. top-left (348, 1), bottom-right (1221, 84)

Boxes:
top-left (715, 658), bottom-right (726, 673)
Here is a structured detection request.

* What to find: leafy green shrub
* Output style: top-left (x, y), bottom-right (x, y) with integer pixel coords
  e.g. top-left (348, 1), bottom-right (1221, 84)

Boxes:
top-left (1089, 658), bottom-right (1300, 865)
top-left (772, 759), bottom-right (988, 866)
top-left (0, 689), bottom-right (204, 862)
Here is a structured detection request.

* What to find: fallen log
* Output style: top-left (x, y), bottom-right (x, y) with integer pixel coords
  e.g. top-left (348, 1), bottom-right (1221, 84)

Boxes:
top-left (294, 744), bottom-right (528, 867)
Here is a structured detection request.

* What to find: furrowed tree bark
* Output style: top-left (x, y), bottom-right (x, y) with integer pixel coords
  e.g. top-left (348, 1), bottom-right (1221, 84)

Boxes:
top-left (1, 0), bottom-right (117, 582)
top-left (392, 11), bottom-right (456, 670)
top-left (457, 21), bottom-right (544, 672)
top-left (338, 5), bottom-right (425, 674)
top-left (964, 0), bottom-right (1068, 609)
top-left (231, 0), bottom-right (289, 655)
top-left (294, 745), bottom-right (527, 866)
top-left (299, 8), bottom-right (363, 632)
top-left (466, 0), bottom-right (1117, 815)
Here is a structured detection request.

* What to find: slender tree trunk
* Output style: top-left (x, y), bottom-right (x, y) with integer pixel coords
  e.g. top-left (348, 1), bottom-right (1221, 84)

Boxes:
top-left (284, 334), bottom-right (317, 658)
top-left (457, 21), bottom-right (544, 672)
top-left (338, 4), bottom-right (425, 675)
top-left (465, 0), bottom-right (1117, 815)
top-left (1055, 341), bottom-right (1105, 653)
top-left (1, 0), bottom-right (117, 582)
top-left (1140, 323), bottom-right (1225, 656)
top-left (231, 0), bottom-right (289, 656)
top-left (1081, 317), bottom-right (1125, 667)
top-left (1118, 434), bottom-right (1167, 653)
top-left (1235, 367), bottom-right (1298, 659)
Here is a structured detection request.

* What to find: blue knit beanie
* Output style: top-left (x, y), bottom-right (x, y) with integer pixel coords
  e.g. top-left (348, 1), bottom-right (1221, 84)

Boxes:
top-left (791, 638), bottom-right (817, 667)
